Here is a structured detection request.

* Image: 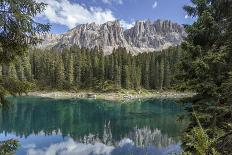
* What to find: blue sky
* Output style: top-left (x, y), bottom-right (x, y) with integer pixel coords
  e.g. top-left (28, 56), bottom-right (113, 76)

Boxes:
top-left (36, 0), bottom-right (194, 34)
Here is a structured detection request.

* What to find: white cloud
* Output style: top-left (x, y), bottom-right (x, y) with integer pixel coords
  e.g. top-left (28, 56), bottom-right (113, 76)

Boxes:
top-left (152, 1), bottom-right (158, 9)
top-left (102, 0), bottom-right (123, 5)
top-left (25, 137), bottom-right (180, 155)
top-left (26, 138), bottom-right (133, 155)
top-left (27, 138), bottom-right (115, 155)
top-left (36, 0), bottom-right (116, 29)
top-left (185, 15), bottom-right (189, 19)
top-left (120, 20), bottom-right (135, 29)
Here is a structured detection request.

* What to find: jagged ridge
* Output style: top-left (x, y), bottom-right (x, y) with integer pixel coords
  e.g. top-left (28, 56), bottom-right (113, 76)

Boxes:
top-left (38, 20), bottom-right (186, 54)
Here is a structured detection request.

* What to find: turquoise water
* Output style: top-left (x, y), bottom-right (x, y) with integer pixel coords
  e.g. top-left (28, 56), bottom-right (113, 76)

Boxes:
top-left (0, 97), bottom-right (189, 155)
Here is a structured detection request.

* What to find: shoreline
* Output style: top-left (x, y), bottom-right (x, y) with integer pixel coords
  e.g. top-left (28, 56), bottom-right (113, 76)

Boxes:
top-left (26, 91), bottom-right (194, 101)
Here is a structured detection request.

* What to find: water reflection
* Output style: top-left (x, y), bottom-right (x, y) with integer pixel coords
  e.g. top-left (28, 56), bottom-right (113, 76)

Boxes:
top-left (25, 137), bottom-right (181, 155)
top-left (0, 97), bottom-right (188, 155)
top-left (80, 123), bottom-right (177, 148)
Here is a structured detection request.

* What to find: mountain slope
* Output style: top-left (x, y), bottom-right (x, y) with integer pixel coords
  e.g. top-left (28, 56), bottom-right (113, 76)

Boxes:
top-left (39, 20), bottom-right (186, 54)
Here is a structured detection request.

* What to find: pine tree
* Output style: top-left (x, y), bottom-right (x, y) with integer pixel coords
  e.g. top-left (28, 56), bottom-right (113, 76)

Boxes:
top-left (8, 63), bottom-right (17, 79)
top-left (114, 59), bottom-right (121, 89)
top-left (75, 49), bottom-right (81, 88)
top-left (134, 66), bottom-right (141, 89)
top-left (2, 46), bottom-right (184, 91)
top-left (131, 58), bottom-right (137, 89)
top-left (176, 0), bottom-right (232, 154)
top-left (159, 55), bottom-right (164, 90)
top-left (144, 58), bottom-right (150, 89)
top-left (1, 64), bottom-right (8, 78)
top-left (98, 50), bottom-right (105, 83)
top-left (67, 53), bottom-right (74, 85)
top-left (153, 56), bottom-right (159, 89)
top-left (88, 62), bottom-right (94, 89)
top-left (15, 59), bottom-right (25, 81)
top-left (0, 0), bottom-right (50, 63)
top-left (109, 54), bottom-right (114, 81)
top-left (124, 65), bottom-right (131, 89)
top-left (49, 58), bottom-right (56, 87)
top-left (22, 54), bottom-right (32, 81)
top-left (163, 52), bottom-right (171, 88)
top-left (55, 57), bottom-right (65, 89)
top-left (0, 0), bottom-right (50, 152)
top-left (0, 65), bottom-right (2, 77)
top-left (148, 54), bottom-right (156, 89)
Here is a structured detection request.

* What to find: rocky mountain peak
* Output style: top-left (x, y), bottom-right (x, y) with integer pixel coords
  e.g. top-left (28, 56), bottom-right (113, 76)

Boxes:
top-left (39, 19), bottom-right (186, 54)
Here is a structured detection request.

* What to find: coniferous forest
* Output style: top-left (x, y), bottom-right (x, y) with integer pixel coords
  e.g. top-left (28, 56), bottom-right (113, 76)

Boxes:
top-left (0, 46), bottom-right (182, 91)
top-left (0, 0), bottom-right (232, 155)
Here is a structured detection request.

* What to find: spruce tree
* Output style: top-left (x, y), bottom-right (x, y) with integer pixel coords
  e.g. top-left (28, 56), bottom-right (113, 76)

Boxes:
top-left (144, 57), bottom-right (150, 89)
top-left (0, 66), bottom-right (2, 77)
top-left (0, 0), bottom-right (50, 63)
top-left (124, 65), bottom-right (131, 89)
top-left (113, 58), bottom-right (121, 89)
top-left (8, 63), bottom-right (17, 79)
top-left (15, 59), bottom-right (25, 81)
top-left (98, 50), bottom-right (105, 83)
top-left (0, 0), bottom-right (50, 152)
top-left (22, 54), bottom-right (32, 81)
top-left (75, 49), bottom-right (82, 88)
top-left (67, 53), bottom-right (74, 85)
top-left (49, 58), bottom-right (56, 87)
top-left (176, 0), bottom-right (232, 154)
top-left (159, 55), bottom-right (164, 90)
top-left (55, 57), bottom-right (65, 89)
top-left (131, 58), bottom-right (137, 89)
top-left (135, 66), bottom-right (141, 89)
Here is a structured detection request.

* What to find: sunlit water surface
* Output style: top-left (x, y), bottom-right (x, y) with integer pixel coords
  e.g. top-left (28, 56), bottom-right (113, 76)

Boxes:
top-left (0, 97), bottom-right (189, 155)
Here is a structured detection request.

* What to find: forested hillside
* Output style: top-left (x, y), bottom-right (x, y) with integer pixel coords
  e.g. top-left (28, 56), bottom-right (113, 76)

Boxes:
top-left (0, 46), bottom-right (182, 91)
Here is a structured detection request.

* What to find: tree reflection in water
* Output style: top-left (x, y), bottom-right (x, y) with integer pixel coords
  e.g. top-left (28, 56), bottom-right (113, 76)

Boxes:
top-left (0, 97), bottom-right (189, 155)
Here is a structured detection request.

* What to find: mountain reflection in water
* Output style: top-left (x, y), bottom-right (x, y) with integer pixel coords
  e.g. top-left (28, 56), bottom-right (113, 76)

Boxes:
top-left (0, 97), bottom-right (189, 155)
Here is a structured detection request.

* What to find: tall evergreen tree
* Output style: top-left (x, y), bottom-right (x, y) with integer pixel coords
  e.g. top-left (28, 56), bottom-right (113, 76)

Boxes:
top-left (22, 54), bottom-right (32, 81)
top-left (98, 50), bottom-right (105, 83)
top-left (143, 59), bottom-right (150, 89)
top-left (25, 46), bottom-right (182, 91)
top-left (113, 58), bottom-right (121, 89)
top-left (55, 57), bottom-right (65, 89)
top-left (0, 66), bottom-right (2, 77)
top-left (67, 53), bottom-right (74, 85)
top-left (15, 59), bottom-right (25, 81)
top-left (75, 49), bottom-right (81, 88)
top-left (8, 63), bottom-right (17, 79)
top-left (0, 0), bottom-right (50, 152)
top-left (176, 0), bottom-right (232, 154)
top-left (134, 66), bottom-right (141, 89)
top-left (0, 0), bottom-right (50, 63)
top-left (124, 65), bottom-right (131, 89)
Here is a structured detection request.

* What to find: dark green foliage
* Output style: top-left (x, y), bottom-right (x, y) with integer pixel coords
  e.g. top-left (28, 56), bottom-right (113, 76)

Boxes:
top-left (0, 0), bottom-right (50, 63)
top-left (0, 139), bottom-right (19, 155)
top-left (17, 47), bottom-right (182, 91)
top-left (0, 0), bottom-right (50, 106)
top-left (176, 0), bottom-right (232, 154)
top-left (0, 0), bottom-right (48, 153)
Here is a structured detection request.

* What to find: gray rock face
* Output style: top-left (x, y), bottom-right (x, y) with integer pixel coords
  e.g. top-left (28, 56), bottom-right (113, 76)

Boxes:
top-left (39, 20), bottom-right (186, 54)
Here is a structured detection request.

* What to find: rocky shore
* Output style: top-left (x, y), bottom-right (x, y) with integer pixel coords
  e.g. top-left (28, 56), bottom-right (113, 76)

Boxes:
top-left (27, 91), bottom-right (194, 101)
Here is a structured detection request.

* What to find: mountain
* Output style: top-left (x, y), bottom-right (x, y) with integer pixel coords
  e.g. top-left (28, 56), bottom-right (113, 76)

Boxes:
top-left (38, 20), bottom-right (186, 54)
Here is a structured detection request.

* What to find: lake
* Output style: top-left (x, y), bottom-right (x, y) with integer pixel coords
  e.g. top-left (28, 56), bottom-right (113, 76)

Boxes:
top-left (0, 97), bottom-right (189, 155)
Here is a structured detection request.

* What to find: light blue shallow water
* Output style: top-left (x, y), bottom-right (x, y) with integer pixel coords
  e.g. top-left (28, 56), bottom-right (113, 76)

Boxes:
top-left (0, 97), bottom-right (189, 155)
